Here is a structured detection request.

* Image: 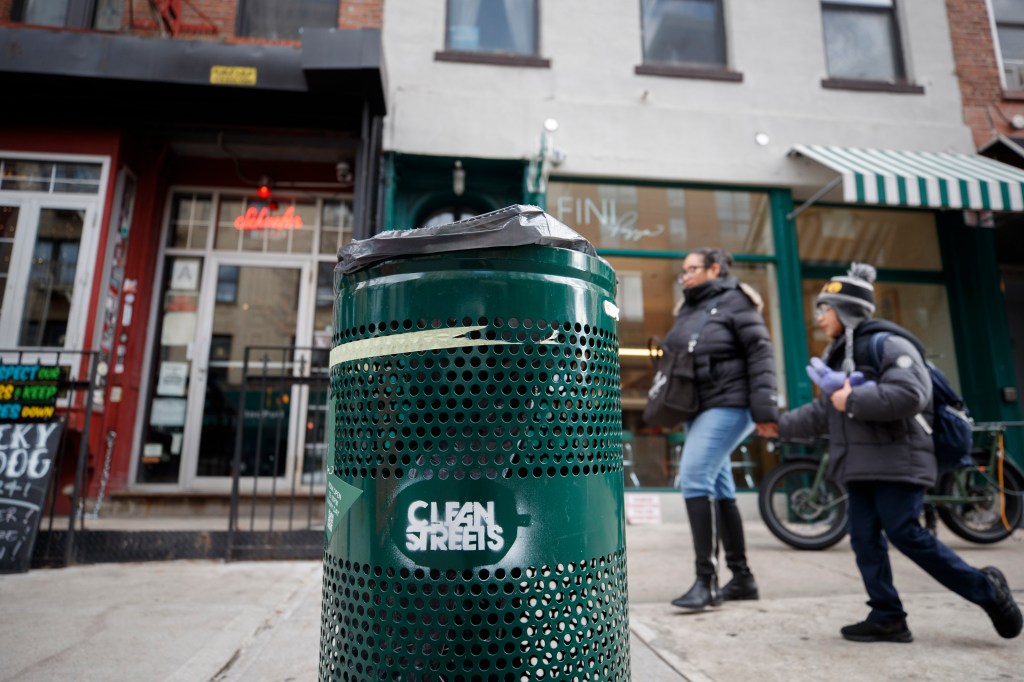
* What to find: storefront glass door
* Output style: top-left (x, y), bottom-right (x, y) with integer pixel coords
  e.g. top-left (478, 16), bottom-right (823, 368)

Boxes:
top-left (194, 261), bottom-right (305, 479)
top-left (139, 255), bottom-right (310, 488)
top-left (136, 190), bottom-right (351, 488)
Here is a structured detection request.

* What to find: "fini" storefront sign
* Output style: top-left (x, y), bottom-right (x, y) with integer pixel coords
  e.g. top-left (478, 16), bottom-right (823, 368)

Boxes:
top-left (233, 206), bottom-right (304, 231)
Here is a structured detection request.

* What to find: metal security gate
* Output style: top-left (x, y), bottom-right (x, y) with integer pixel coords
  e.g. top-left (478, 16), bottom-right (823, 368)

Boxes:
top-left (225, 345), bottom-right (329, 560)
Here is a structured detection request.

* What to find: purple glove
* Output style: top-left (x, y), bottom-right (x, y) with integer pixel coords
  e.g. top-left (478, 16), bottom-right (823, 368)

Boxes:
top-left (805, 357), bottom-right (875, 395)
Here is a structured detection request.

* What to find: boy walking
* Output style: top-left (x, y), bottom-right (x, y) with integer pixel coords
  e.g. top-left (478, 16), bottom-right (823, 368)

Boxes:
top-left (776, 263), bottom-right (1022, 643)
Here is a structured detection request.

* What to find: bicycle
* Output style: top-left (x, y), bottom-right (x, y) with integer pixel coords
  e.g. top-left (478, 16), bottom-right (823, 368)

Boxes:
top-left (758, 422), bottom-right (1024, 550)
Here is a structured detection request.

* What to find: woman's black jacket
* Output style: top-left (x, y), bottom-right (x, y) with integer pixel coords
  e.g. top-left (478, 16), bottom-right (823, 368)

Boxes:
top-left (661, 277), bottom-right (779, 424)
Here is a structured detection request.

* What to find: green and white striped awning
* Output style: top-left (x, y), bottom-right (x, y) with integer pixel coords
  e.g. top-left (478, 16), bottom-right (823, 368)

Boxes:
top-left (790, 144), bottom-right (1024, 211)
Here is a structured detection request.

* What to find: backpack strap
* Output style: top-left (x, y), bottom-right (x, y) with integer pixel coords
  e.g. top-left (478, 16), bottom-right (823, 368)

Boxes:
top-left (868, 330), bottom-right (935, 435)
top-left (867, 331), bottom-right (892, 372)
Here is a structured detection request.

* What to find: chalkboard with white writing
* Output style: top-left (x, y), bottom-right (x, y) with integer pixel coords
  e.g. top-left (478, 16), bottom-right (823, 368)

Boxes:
top-left (0, 420), bottom-right (63, 573)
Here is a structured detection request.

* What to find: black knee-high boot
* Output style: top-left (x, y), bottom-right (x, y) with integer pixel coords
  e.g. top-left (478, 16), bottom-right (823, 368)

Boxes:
top-left (717, 498), bottom-right (759, 601)
top-left (671, 496), bottom-right (722, 610)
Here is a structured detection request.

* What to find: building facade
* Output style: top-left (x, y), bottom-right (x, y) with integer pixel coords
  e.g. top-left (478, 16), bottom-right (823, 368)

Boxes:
top-left (0, 0), bottom-right (385, 508)
top-left (947, 0), bottom-right (1024, 407)
top-left (381, 0), bottom-right (1024, 487)
top-left (3, 0), bottom-right (1023, 508)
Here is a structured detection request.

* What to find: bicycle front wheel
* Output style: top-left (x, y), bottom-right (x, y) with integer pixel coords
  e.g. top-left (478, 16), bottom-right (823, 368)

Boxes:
top-left (758, 460), bottom-right (849, 550)
top-left (936, 455), bottom-right (1024, 544)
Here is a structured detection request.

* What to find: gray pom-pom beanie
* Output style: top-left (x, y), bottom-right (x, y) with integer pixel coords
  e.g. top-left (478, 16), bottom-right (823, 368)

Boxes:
top-left (818, 262), bottom-right (877, 374)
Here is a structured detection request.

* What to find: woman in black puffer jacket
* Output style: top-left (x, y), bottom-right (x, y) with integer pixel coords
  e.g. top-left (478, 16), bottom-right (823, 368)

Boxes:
top-left (663, 248), bottom-right (779, 611)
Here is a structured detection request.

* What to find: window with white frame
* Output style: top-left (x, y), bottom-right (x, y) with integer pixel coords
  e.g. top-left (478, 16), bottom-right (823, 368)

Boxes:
top-left (821, 0), bottom-right (906, 82)
top-left (993, 0), bottom-right (1024, 89)
top-left (0, 156), bottom-right (106, 350)
top-left (445, 0), bottom-right (539, 56)
top-left (640, 0), bottom-right (726, 68)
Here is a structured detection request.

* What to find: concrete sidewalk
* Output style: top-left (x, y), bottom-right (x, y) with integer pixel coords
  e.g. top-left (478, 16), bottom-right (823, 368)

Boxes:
top-left (2, 504), bottom-right (1022, 681)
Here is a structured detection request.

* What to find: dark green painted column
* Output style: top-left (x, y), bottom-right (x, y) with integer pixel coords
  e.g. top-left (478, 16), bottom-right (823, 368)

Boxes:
top-left (770, 190), bottom-right (814, 410)
top-left (937, 213), bottom-right (1023, 467)
top-left (382, 153), bottom-right (529, 231)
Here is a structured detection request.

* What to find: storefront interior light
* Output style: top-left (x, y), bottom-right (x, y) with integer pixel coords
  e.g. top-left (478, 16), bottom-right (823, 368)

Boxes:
top-left (619, 347), bottom-right (659, 357)
top-left (257, 184), bottom-right (272, 200)
top-left (452, 160), bottom-right (466, 196)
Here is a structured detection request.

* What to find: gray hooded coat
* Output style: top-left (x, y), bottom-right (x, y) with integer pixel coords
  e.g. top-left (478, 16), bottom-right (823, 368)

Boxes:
top-left (778, 322), bottom-right (937, 487)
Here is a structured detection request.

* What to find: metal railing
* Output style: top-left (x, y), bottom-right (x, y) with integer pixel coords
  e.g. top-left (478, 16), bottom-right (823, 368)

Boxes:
top-left (225, 345), bottom-right (330, 560)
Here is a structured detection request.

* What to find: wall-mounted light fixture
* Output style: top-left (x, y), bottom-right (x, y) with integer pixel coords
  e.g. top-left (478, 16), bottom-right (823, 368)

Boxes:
top-left (453, 160), bottom-right (466, 196)
top-left (257, 175), bottom-right (273, 199)
top-left (336, 161), bottom-right (353, 184)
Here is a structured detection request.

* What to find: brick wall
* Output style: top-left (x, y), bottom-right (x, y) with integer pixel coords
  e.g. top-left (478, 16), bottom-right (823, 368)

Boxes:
top-left (947, 0), bottom-right (1024, 148)
top-left (339, 0), bottom-right (383, 29)
top-left (5, 1), bottom-right (387, 42)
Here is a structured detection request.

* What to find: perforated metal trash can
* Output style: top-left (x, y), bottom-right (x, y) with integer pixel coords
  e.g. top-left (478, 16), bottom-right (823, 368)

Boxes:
top-left (320, 221), bottom-right (628, 681)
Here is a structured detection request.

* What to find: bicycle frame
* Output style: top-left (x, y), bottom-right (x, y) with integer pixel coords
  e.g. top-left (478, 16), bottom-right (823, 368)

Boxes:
top-left (761, 423), bottom-right (1024, 550)
top-left (926, 423), bottom-right (1009, 507)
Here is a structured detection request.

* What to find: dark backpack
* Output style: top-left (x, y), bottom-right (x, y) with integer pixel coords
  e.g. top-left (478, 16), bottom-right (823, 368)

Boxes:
top-left (868, 331), bottom-right (974, 472)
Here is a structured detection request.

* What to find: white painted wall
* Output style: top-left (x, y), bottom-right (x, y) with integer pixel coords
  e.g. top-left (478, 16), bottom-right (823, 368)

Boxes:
top-left (382, 0), bottom-right (973, 194)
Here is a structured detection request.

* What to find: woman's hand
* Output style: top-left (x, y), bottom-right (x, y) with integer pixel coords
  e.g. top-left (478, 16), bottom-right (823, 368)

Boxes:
top-left (755, 422), bottom-right (779, 438)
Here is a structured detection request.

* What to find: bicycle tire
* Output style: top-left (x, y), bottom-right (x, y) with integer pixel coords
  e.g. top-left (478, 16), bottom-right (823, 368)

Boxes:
top-left (758, 460), bottom-right (849, 550)
top-left (935, 454), bottom-right (1024, 544)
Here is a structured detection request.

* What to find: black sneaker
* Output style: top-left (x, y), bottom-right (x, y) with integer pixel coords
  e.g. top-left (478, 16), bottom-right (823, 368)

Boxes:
top-left (840, 619), bottom-right (913, 643)
top-left (981, 566), bottom-right (1023, 639)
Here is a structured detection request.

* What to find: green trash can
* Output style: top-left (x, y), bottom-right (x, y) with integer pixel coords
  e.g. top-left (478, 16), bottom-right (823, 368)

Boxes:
top-left (320, 205), bottom-right (629, 681)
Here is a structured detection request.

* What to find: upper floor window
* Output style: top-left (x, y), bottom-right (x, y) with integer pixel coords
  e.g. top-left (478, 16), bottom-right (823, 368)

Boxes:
top-left (236, 0), bottom-right (338, 41)
top-left (821, 0), bottom-right (906, 83)
top-left (994, 0), bottom-right (1024, 89)
top-left (445, 0), bottom-right (538, 56)
top-left (640, 0), bottom-right (726, 69)
top-left (11, 0), bottom-right (103, 28)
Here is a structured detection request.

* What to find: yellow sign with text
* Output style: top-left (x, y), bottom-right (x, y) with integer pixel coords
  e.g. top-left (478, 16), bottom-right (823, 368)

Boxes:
top-left (209, 66), bottom-right (257, 86)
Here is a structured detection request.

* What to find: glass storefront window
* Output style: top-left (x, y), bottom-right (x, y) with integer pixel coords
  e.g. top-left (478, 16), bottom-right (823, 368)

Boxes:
top-left (18, 208), bottom-right (85, 346)
top-left (802, 277), bottom-right (959, 390)
top-left (0, 159), bottom-right (102, 194)
top-left (168, 194), bottom-right (212, 249)
top-left (0, 205), bottom-right (18, 320)
top-left (214, 196), bottom-right (318, 254)
top-left (138, 257), bottom-right (204, 483)
top-left (547, 182), bottom-right (774, 254)
top-left (796, 207), bottom-right (940, 269)
top-left (610, 255), bottom-right (784, 488)
top-left (319, 200), bottom-right (354, 255)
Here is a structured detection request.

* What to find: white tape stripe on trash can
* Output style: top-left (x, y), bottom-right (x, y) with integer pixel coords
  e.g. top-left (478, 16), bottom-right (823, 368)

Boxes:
top-left (330, 325), bottom-right (559, 368)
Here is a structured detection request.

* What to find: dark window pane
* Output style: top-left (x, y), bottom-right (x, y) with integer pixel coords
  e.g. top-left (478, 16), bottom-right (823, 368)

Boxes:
top-left (20, 0), bottom-right (69, 26)
top-left (822, 6), bottom-right (902, 81)
top-left (447, 0), bottom-right (537, 55)
top-left (641, 0), bottom-right (725, 67)
top-left (93, 0), bottom-right (124, 30)
top-left (237, 0), bottom-right (337, 40)
top-left (18, 208), bottom-right (84, 347)
top-left (998, 26), bottom-right (1024, 62)
top-left (216, 265), bottom-right (240, 304)
top-left (994, 0), bottom-right (1024, 24)
top-left (826, 0), bottom-right (892, 5)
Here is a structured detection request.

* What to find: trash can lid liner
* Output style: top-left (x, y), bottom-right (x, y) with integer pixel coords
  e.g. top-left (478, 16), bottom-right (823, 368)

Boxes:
top-left (337, 204), bottom-right (598, 274)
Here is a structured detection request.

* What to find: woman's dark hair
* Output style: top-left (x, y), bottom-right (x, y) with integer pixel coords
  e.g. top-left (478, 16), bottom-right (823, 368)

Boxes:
top-left (691, 247), bottom-right (733, 277)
